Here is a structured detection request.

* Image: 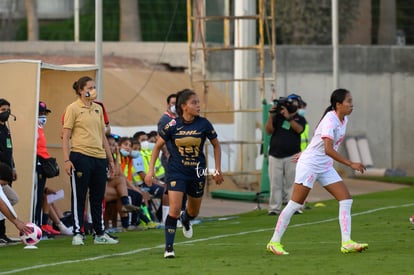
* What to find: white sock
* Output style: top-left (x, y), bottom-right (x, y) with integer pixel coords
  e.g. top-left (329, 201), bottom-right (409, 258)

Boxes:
top-left (270, 200), bottom-right (302, 243)
top-left (57, 222), bottom-right (73, 235)
top-left (162, 206), bottom-right (169, 225)
top-left (339, 199), bottom-right (353, 243)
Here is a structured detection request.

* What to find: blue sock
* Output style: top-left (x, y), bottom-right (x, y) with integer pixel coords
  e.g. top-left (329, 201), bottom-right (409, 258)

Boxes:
top-left (165, 215), bottom-right (178, 251)
top-left (121, 196), bottom-right (129, 205)
top-left (181, 210), bottom-right (195, 225)
top-left (121, 217), bottom-right (129, 229)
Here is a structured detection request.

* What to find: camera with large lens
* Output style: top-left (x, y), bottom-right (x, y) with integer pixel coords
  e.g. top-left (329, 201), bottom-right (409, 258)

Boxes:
top-left (270, 96), bottom-right (298, 114)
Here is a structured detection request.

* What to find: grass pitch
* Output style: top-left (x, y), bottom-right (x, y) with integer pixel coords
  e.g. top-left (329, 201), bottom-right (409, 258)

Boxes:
top-left (1, 186), bottom-right (413, 275)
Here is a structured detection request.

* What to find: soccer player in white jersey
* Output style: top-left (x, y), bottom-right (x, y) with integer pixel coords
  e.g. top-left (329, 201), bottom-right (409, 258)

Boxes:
top-left (266, 88), bottom-right (368, 255)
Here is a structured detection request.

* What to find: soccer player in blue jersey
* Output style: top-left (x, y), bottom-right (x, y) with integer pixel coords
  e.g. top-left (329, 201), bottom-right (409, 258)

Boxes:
top-left (145, 89), bottom-right (224, 258)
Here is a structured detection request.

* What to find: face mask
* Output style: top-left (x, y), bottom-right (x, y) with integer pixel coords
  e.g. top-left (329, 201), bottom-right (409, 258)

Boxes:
top-left (120, 148), bottom-right (130, 157)
top-left (298, 109), bottom-right (306, 117)
top-left (0, 111), bottom-right (10, 122)
top-left (130, 150), bottom-right (140, 159)
top-left (38, 115), bottom-right (47, 126)
top-left (140, 140), bottom-right (151, 150)
top-left (170, 105), bottom-right (176, 114)
top-left (85, 89), bottom-right (97, 100)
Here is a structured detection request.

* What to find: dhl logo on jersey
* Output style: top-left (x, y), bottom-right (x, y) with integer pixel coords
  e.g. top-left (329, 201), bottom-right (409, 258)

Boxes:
top-left (177, 130), bottom-right (200, 136)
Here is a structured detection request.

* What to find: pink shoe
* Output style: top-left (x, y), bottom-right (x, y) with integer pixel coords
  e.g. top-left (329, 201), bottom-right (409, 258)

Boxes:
top-left (42, 224), bottom-right (61, 235)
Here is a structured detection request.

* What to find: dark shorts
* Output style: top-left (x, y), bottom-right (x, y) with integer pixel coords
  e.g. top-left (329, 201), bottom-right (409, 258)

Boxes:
top-left (167, 177), bottom-right (206, 198)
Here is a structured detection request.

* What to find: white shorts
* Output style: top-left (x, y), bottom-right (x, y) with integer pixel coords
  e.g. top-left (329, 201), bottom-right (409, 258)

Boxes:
top-left (294, 163), bottom-right (342, 189)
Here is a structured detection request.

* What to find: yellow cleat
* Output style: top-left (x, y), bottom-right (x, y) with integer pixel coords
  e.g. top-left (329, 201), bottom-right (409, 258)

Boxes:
top-left (266, 241), bottom-right (289, 255)
top-left (341, 240), bottom-right (368, 253)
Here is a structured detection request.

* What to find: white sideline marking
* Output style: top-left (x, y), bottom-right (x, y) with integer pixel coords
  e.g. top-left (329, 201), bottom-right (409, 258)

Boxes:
top-left (1, 202), bottom-right (413, 274)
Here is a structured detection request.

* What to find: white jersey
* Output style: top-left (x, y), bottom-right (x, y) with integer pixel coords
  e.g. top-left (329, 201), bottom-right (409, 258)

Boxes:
top-left (298, 110), bottom-right (348, 173)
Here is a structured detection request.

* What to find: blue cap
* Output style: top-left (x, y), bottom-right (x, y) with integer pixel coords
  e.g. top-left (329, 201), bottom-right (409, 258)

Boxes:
top-left (107, 133), bottom-right (120, 140)
top-left (287, 93), bottom-right (301, 100)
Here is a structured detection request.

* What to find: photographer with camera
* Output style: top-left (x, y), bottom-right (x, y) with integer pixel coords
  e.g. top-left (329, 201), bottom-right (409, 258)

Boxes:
top-left (265, 94), bottom-right (307, 216)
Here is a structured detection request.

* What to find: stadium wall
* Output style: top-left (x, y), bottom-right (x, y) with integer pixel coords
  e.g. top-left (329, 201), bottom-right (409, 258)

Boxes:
top-left (0, 43), bottom-right (412, 174)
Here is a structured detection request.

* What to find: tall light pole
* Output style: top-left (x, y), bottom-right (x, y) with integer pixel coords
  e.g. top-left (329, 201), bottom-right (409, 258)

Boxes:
top-left (74, 0), bottom-right (79, 42)
top-left (332, 0), bottom-right (339, 89)
top-left (95, 0), bottom-right (103, 98)
top-left (234, 0), bottom-right (257, 181)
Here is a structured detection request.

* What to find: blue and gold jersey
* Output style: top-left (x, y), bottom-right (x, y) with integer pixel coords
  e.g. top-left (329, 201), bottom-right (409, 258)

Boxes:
top-left (159, 116), bottom-right (217, 180)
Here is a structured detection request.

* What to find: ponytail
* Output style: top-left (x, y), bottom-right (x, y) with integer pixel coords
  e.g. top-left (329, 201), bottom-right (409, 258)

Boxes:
top-left (317, 105), bottom-right (334, 125)
top-left (317, 88), bottom-right (350, 126)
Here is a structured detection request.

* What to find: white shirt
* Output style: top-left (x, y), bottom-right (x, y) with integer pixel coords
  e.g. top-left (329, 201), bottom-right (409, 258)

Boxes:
top-left (298, 110), bottom-right (348, 173)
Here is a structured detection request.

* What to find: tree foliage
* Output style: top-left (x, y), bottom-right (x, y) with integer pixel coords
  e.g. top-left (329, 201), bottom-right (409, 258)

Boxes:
top-left (274, 0), bottom-right (360, 44)
top-left (138, 0), bottom-right (186, 41)
top-left (15, 0), bottom-right (186, 42)
top-left (10, 0), bottom-right (413, 44)
top-left (396, 0), bottom-right (414, 44)
top-left (16, 0), bottom-right (119, 41)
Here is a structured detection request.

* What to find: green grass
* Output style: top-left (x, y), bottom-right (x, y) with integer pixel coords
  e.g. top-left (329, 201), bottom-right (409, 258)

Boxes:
top-left (354, 176), bottom-right (414, 185)
top-left (1, 187), bottom-right (414, 275)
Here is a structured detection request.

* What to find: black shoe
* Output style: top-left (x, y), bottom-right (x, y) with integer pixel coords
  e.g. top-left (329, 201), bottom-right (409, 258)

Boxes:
top-left (41, 231), bottom-right (55, 240)
top-left (0, 235), bottom-right (20, 245)
top-left (267, 211), bottom-right (279, 216)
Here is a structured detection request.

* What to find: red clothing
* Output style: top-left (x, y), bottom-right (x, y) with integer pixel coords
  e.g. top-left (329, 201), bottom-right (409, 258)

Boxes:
top-left (37, 127), bottom-right (50, 158)
top-left (163, 111), bottom-right (175, 119)
top-left (94, 101), bottom-right (109, 125)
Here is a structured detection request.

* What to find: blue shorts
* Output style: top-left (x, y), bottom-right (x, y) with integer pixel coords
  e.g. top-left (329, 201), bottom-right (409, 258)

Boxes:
top-left (168, 177), bottom-right (206, 198)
